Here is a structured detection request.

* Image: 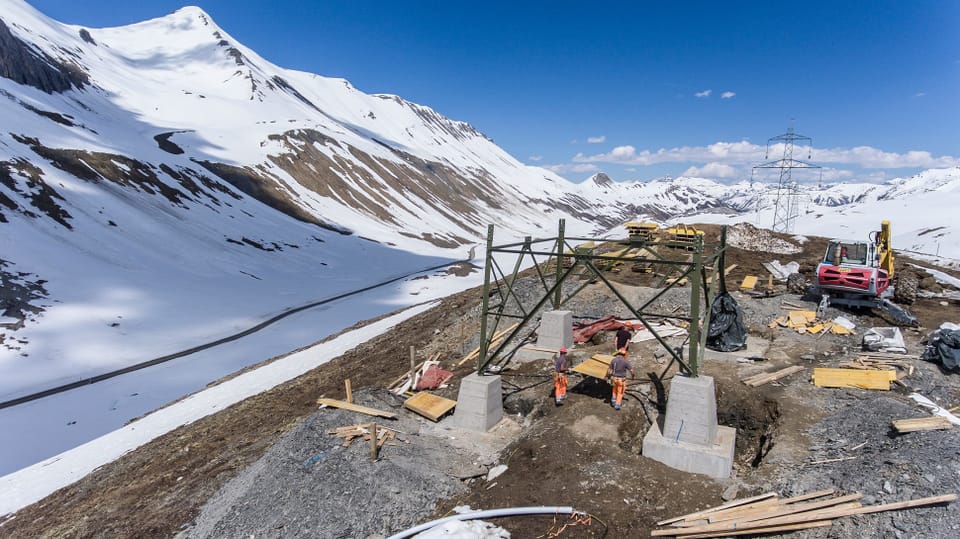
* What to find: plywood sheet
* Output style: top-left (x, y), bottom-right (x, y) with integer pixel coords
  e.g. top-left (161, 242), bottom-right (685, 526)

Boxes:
top-left (403, 391), bottom-right (456, 422)
top-left (740, 275), bottom-right (758, 290)
top-left (572, 354), bottom-right (613, 379)
top-left (811, 368), bottom-right (895, 390)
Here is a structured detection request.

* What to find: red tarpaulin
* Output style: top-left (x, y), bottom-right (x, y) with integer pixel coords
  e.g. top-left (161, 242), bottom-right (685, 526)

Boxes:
top-left (572, 316), bottom-right (629, 343)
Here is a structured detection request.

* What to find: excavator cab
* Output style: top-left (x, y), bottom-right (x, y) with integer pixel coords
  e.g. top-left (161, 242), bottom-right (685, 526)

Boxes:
top-left (822, 240), bottom-right (874, 268)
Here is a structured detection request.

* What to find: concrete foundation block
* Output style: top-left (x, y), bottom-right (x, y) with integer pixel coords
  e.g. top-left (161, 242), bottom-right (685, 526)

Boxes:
top-left (663, 375), bottom-right (718, 447)
top-left (642, 422), bottom-right (736, 479)
top-left (453, 373), bottom-right (503, 431)
top-left (536, 310), bottom-right (573, 351)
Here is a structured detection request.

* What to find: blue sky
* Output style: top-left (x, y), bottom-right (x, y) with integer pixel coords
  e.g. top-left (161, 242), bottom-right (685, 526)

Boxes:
top-left (25, 0), bottom-right (960, 184)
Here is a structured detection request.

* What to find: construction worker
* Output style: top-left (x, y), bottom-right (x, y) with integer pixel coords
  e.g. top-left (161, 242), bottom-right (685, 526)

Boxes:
top-left (615, 321), bottom-right (634, 352)
top-left (554, 347), bottom-right (568, 405)
top-left (606, 349), bottom-right (634, 410)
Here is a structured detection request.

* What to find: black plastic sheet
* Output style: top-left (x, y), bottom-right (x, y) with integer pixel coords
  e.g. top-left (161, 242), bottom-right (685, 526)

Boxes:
top-left (706, 292), bottom-right (748, 352)
top-left (923, 328), bottom-right (960, 371)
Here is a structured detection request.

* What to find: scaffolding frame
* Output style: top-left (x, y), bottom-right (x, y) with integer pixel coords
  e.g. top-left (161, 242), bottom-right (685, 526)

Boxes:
top-left (475, 220), bottom-right (729, 382)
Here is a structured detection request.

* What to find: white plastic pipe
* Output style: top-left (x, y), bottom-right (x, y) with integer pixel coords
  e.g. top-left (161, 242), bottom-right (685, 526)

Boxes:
top-left (387, 506), bottom-right (577, 539)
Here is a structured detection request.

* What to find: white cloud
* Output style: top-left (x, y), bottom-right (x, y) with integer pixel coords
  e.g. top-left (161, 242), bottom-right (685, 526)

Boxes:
top-left (528, 155), bottom-right (543, 162)
top-left (721, 91), bottom-right (736, 99)
top-left (543, 163), bottom-right (600, 174)
top-left (914, 92), bottom-right (927, 98)
top-left (573, 140), bottom-right (960, 170)
top-left (695, 89), bottom-right (712, 98)
top-left (682, 162), bottom-right (738, 178)
top-left (587, 135), bottom-right (606, 144)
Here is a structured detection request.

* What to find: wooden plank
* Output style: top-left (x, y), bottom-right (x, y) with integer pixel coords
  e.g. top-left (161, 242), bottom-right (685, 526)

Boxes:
top-left (457, 323), bottom-right (519, 366)
top-left (316, 398), bottom-right (398, 419)
top-left (403, 391), bottom-right (456, 422)
top-left (656, 492), bottom-right (778, 526)
top-left (740, 275), bottom-right (758, 290)
top-left (681, 519), bottom-right (833, 538)
top-left (743, 366), bottom-right (805, 387)
top-left (812, 368), bottom-right (894, 390)
top-left (893, 417), bottom-right (953, 433)
top-left (370, 422), bottom-right (378, 461)
top-left (344, 378), bottom-right (353, 403)
top-left (652, 494), bottom-right (957, 537)
top-left (680, 498), bottom-right (782, 524)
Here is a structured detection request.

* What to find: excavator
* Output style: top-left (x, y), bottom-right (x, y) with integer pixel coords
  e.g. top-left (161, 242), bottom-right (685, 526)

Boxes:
top-left (788, 220), bottom-right (919, 326)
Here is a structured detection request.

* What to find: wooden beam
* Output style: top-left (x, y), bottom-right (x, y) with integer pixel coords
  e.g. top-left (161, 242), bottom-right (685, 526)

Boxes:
top-left (370, 422), bottom-right (378, 461)
top-left (893, 417), bottom-right (953, 433)
top-left (742, 366), bottom-right (805, 387)
top-left (344, 378), bottom-right (353, 404)
top-left (316, 398), bottom-right (398, 419)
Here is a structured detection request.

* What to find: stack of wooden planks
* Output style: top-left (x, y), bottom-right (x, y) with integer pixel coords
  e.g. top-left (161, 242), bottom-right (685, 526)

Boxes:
top-left (838, 352), bottom-right (915, 378)
top-left (811, 367), bottom-right (896, 390)
top-left (329, 423), bottom-right (401, 448)
top-left (652, 490), bottom-right (958, 537)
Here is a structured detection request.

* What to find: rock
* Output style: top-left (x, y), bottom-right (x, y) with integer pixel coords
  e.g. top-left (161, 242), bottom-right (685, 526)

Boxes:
top-left (721, 483), bottom-right (740, 501)
top-left (486, 464), bottom-right (508, 482)
top-left (800, 354), bottom-right (816, 361)
top-left (883, 480), bottom-right (895, 494)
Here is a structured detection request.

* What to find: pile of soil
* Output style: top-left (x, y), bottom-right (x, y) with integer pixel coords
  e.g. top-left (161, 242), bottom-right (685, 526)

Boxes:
top-left (3, 228), bottom-right (960, 539)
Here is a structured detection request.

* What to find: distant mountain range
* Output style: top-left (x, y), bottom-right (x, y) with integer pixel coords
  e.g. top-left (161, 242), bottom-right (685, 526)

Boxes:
top-left (1, 0), bottom-right (958, 377)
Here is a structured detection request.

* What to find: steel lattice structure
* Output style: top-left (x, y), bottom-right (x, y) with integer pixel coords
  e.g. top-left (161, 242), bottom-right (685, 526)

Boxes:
top-left (753, 127), bottom-right (821, 233)
top-left (474, 220), bottom-right (730, 381)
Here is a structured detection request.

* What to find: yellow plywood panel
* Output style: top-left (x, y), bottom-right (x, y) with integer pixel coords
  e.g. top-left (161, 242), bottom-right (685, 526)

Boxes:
top-left (403, 392), bottom-right (456, 422)
top-left (830, 324), bottom-right (853, 335)
top-left (808, 323), bottom-right (825, 334)
top-left (571, 354), bottom-right (613, 380)
top-left (740, 275), bottom-right (758, 290)
top-left (811, 368), bottom-right (894, 390)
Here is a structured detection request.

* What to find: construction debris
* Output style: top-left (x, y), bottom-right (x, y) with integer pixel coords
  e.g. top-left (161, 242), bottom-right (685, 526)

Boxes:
top-left (740, 275), bottom-right (758, 290)
top-left (651, 491), bottom-right (958, 537)
top-left (762, 260), bottom-right (801, 281)
top-left (328, 422), bottom-right (401, 449)
top-left (862, 327), bottom-right (907, 353)
top-left (768, 310), bottom-right (855, 335)
top-left (909, 393), bottom-right (960, 426)
top-left (811, 368), bottom-right (896, 390)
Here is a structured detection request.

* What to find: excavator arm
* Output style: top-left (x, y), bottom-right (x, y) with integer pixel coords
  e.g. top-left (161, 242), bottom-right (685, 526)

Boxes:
top-left (875, 220), bottom-right (895, 277)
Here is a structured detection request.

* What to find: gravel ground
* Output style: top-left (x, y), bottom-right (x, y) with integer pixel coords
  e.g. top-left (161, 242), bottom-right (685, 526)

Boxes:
top-left (180, 388), bottom-right (516, 539)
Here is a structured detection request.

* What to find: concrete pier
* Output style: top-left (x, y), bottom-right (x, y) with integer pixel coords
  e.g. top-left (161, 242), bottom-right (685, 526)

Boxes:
top-left (453, 372), bottom-right (503, 431)
top-left (642, 375), bottom-right (736, 478)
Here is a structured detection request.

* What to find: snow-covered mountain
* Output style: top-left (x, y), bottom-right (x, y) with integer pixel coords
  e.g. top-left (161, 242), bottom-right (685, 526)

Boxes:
top-left (1, 0), bottom-right (959, 404)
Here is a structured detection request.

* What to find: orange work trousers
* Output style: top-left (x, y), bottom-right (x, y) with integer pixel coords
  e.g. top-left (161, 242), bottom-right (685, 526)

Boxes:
top-left (612, 377), bottom-right (627, 405)
top-left (554, 372), bottom-right (567, 400)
